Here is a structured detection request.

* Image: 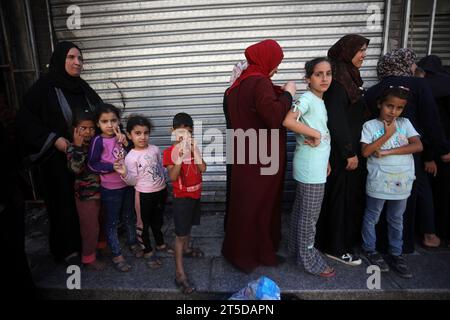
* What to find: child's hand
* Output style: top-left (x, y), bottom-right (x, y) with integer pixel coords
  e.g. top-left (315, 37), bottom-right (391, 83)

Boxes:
top-left (373, 149), bottom-right (388, 158)
top-left (173, 128), bottom-right (192, 143)
top-left (72, 127), bottom-right (84, 147)
top-left (113, 160), bottom-right (127, 176)
top-left (171, 144), bottom-right (184, 165)
top-left (303, 131), bottom-right (321, 147)
top-left (383, 120), bottom-right (396, 137)
top-left (114, 126), bottom-right (127, 146)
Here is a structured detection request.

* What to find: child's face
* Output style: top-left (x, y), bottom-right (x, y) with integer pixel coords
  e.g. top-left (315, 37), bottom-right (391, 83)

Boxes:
top-left (97, 112), bottom-right (119, 137)
top-left (378, 96), bottom-right (407, 124)
top-left (127, 125), bottom-right (149, 150)
top-left (306, 61), bottom-right (332, 95)
top-left (77, 120), bottom-right (96, 143)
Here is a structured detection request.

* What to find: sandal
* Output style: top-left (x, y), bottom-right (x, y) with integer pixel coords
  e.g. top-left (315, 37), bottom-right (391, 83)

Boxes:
top-left (113, 259), bottom-right (131, 272)
top-left (144, 253), bottom-right (162, 269)
top-left (156, 244), bottom-right (175, 254)
top-left (130, 244), bottom-right (144, 258)
top-left (175, 276), bottom-right (196, 294)
top-left (318, 267), bottom-right (336, 278)
top-left (85, 260), bottom-right (106, 271)
top-left (183, 247), bottom-right (204, 258)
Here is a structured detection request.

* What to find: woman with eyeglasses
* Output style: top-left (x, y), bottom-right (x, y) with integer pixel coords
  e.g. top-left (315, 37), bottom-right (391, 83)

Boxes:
top-left (17, 41), bottom-right (103, 263)
top-left (365, 49), bottom-right (450, 253)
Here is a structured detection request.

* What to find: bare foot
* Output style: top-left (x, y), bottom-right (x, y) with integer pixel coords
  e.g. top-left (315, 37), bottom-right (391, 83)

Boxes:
top-left (423, 234), bottom-right (441, 247)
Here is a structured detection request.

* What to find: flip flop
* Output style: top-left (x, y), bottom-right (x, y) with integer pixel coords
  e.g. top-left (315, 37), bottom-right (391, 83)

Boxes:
top-left (175, 277), bottom-right (195, 294)
top-left (144, 253), bottom-right (162, 269)
top-left (183, 247), bottom-right (204, 258)
top-left (156, 244), bottom-right (175, 254)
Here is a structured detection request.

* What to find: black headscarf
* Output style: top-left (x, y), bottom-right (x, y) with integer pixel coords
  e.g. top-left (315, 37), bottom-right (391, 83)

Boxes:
top-left (328, 34), bottom-right (370, 104)
top-left (48, 41), bottom-right (89, 94)
top-left (418, 55), bottom-right (450, 98)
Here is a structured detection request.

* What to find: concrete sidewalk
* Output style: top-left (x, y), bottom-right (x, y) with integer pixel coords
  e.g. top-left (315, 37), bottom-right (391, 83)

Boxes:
top-left (25, 206), bottom-right (450, 300)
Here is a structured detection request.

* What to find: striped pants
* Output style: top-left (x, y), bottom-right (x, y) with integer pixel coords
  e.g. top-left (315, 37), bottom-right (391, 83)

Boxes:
top-left (289, 182), bottom-right (329, 275)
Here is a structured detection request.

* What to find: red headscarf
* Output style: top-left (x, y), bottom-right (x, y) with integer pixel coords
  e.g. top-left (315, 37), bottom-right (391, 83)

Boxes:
top-left (227, 39), bottom-right (284, 95)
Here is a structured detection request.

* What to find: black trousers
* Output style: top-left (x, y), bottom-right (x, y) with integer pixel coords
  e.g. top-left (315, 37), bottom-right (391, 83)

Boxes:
top-left (139, 188), bottom-right (168, 253)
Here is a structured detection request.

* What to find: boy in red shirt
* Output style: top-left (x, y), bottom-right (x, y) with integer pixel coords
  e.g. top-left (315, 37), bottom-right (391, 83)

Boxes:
top-left (163, 113), bottom-right (207, 294)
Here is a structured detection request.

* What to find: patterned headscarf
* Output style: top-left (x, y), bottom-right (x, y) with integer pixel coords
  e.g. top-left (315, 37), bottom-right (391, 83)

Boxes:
top-left (227, 39), bottom-right (284, 95)
top-left (377, 48), bottom-right (417, 80)
top-left (229, 60), bottom-right (248, 84)
top-left (327, 34), bottom-right (370, 104)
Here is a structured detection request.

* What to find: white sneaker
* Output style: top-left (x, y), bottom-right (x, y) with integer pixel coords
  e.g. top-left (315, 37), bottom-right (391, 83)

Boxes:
top-left (325, 253), bottom-right (362, 266)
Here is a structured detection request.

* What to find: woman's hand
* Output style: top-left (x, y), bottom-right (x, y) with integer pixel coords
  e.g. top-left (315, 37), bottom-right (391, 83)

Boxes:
top-left (346, 155), bottom-right (359, 170)
top-left (54, 137), bottom-right (70, 153)
top-left (72, 127), bottom-right (84, 147)
top-left (424, 161), bottom-right (438, 177)
top-left (441, 152), bottom-right (450, 163)
top-left (282, 81), bottom-right (297, 97)
top-left (327, 162), bottom-right (331, 176)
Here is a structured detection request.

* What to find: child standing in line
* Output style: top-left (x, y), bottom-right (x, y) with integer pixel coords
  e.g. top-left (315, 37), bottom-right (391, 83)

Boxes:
top-left (283, 57), bottom-right (335, 277)
top-left (88, 103), bottom-right (140, 272)
top-left (361, 87), bottom-right (423, 279)
top-left (114, 115), bottom-right (170, 269)
top-left (163, 113), bottom-right (206, 294)
top-left (67, 110), bottom-right (106, 271)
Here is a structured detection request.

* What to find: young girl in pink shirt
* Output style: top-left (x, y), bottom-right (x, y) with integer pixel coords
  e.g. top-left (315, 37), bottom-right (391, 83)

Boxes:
top-left (115, 115), bottom-right (170, 269)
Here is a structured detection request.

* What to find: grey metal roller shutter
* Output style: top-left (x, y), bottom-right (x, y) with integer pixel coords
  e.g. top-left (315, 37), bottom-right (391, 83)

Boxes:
top-left (50, 0), bottom-right (384, 211)
top-left (408, 14), bottom-right (450, 66)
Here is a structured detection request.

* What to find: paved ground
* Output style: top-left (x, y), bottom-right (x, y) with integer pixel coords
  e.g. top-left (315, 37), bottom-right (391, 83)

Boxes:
top-left (25, 205), bottom-right (450, 300)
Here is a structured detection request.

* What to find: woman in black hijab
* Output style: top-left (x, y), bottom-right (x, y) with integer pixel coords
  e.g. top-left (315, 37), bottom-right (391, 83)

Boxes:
top-left (315, 34), bottom-right (370, 265)
top-left (418, 55), bottom-right (450, 247)
top-left (17, 41), bottom-right (102, 262)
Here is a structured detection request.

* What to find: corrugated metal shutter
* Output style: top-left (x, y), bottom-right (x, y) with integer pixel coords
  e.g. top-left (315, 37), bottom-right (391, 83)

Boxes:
top-left (50, 0), bottom-right (384, 211)
top-left (408, 14), bottom-right (450, 66)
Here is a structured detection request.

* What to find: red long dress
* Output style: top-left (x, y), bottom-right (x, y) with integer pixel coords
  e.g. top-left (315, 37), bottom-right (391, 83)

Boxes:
top-left (222, 75), bottom-right (292, 273)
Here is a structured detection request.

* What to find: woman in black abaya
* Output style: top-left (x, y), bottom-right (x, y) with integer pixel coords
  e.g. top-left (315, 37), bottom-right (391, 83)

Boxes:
top-left (17, 41), bottom-right (102, 262)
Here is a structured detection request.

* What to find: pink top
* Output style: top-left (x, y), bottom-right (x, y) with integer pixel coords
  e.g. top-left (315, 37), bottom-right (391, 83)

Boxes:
top-left (122, 145), bottom-right (166, 193)
top-left (88, 135), bottom-right (127, 190)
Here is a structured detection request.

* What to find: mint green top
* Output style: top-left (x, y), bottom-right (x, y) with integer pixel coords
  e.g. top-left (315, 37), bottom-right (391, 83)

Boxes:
top-left (292, 91), bottom-right (331, 184)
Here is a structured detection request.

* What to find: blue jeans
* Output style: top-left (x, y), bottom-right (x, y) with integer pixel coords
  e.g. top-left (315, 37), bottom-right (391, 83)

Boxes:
top-left (362, 196), bottom-right (407, 256)
top-left (101, 186), bottom-right (137, 257)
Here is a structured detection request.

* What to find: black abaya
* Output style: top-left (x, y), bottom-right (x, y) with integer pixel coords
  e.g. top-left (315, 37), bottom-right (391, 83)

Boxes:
top-left (315, 80), bottom-right (367, 256)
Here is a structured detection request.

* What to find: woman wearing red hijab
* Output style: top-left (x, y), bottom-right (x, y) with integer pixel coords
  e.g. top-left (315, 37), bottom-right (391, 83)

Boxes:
top-left (222, 39), bottom-right (296, 273)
